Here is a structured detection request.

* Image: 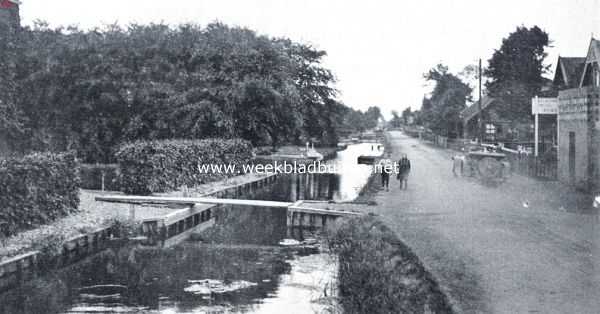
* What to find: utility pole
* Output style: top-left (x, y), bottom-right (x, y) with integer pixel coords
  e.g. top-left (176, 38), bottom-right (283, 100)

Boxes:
top-left (478, 58), bottom-right (483, 144)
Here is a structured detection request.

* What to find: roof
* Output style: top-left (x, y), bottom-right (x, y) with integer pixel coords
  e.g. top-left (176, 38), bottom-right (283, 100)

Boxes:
top-left (0, 0), bottom-right (20, 7)
top-left (553, 57), bottom-right (586, 89)
top-left (460, 96), bottom-right (497, 124)
top-left (579, 38), bottom-right (600, 87)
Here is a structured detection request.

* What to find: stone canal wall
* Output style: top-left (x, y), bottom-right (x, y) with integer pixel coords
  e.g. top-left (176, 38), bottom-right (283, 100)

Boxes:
top-left (0, 226), bottom-right (114, 292)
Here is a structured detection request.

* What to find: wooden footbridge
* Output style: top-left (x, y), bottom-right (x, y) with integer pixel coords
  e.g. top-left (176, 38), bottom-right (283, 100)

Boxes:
top-left (95, 195), bottom-right (363, 245)
top-left (95, 195), bottom-right (363, 217)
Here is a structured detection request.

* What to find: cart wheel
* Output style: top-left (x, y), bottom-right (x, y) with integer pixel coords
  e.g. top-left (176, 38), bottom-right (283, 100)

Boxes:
top-left (478, 157), bottom-right (502, 181)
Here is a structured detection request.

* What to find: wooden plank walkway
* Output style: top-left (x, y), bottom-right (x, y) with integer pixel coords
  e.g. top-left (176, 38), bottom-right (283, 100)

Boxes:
top-left (95, 195), bottom-right (363, 217)
top-left (96, 195), bottom-right (293, 208)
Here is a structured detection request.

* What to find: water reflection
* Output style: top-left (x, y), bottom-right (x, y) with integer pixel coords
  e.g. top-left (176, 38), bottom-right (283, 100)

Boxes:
top-left (262, 143), bottom-right (381, 203)
top-left (0, 244), bottom-right (337, 314)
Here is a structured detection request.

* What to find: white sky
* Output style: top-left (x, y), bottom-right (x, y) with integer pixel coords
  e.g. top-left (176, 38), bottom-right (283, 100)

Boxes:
top-left (19, 0), bottom-right (600, 117)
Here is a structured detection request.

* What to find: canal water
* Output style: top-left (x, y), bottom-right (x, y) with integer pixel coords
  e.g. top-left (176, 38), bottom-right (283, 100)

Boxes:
top-left (265, 142), bottom-right (382, 203)
top-left (0, 244), bottom-right (338, 314)
top-left (0, 143), bottom-right (378, 314)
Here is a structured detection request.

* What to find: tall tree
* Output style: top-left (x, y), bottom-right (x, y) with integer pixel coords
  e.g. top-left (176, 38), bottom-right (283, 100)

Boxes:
top-left (401, 107), bottom-right (412, 124)
top-left (10, 22), bottom-right (348, 162)
top-left (0, 21), bottom-right (26, 152)
top-left (422, 64), bottom-right (472, 136)
top-left (484, 26), bottom-right (550, 121)
top-left (364, 106), bottom-right (382, 129)
top-left (390, 110), bottom-right (402, 128)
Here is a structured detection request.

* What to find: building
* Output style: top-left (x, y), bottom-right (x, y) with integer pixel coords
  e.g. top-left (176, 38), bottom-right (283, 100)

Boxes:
top-left (461, 96), bottom-right (533, 143)
top-left (556, 38), bottom-right (600, 189)
top-left (0, 0), bottom-right (20, 30)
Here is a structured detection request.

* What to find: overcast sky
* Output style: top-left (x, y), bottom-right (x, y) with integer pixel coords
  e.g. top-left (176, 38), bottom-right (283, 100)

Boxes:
top-left (20, 0), bottom-right (600, 117)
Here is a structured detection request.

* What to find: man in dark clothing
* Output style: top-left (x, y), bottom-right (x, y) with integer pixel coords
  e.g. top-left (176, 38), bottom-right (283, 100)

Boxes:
top-left (397, 154), bottom-right (411, 189)
top-left (378, 153), bottom-right (393, 191)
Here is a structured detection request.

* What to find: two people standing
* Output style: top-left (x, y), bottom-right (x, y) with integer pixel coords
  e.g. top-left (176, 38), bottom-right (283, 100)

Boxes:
top-left (378, 152), bottom-right (411, 191)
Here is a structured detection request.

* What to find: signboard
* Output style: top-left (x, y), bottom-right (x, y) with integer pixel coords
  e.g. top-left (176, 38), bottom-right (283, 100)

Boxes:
top-left (531, 97), bottom-right (558, 115)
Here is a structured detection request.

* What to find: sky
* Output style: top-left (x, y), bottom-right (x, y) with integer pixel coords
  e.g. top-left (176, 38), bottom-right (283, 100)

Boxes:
top-left (19, 0), bottom-right (600, 117)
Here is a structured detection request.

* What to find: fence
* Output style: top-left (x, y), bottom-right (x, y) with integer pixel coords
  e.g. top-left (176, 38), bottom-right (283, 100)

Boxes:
top-left (403, 128), bottom-right (558, 180)
top-left (426, 134), bottom-right (467, 152)
top-left (502, 148), bottom-right (557, 180)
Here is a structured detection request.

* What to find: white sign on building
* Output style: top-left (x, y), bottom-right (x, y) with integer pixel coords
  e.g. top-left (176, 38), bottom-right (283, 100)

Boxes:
top-left (532, 96), bottom-right (558, 115)
top-left (531, 96), bottom-right (559, 157)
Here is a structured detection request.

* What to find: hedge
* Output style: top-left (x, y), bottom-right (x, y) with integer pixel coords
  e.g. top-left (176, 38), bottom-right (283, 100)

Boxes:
top-left (0, 152), bottom-right (80, 236)
top-left (80, 163), bottom-right (120, 191)
top-left (116, 139), bottom-right (253, 195)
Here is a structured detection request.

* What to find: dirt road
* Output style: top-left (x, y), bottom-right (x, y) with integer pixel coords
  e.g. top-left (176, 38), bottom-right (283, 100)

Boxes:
top-left (369, 131), bottom-right (600, 313)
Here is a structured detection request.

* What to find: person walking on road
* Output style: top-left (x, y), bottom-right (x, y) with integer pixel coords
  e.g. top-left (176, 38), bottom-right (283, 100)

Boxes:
top-left (378, 153), bottom-right (393, 191)
top-left (452, 154), bottom-right (465, 176)
top-left (397, 154), bottom-right (411, 189)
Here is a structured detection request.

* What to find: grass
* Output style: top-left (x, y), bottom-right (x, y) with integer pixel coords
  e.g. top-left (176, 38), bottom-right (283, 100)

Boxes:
top-left (326, 215), bottom-right (454, 314)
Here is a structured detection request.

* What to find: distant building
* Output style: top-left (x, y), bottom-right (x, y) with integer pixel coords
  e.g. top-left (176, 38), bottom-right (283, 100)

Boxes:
top-left (461, 96), bottom-right (532, 143)
top-left (555, 38), bottom-right (600, 189)
top-left (0, 0), bottom-right (20, 31)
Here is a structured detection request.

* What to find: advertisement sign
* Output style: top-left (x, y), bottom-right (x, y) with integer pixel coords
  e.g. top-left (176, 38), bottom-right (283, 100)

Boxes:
top-left (532, 97), bottom-right (558, 115)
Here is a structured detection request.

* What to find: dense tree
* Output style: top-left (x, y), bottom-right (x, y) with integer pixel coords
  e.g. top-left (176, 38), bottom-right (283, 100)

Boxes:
top-left (401, 107), bottom-right (412, 124)
top-left (389, 110), bottom-right (402, 128)
top-left (340, 106), bottom-right (382, 133)
top-left (363, 106), bottom-right (382, 129)
top-left (0, 22), bottom-right (26, 152)
top-left (421, 64), bottom-right (472, 136)
top-left (8, 22), bottom-right (354, 162)
top-left (484, 26), bottom-right (550, 121)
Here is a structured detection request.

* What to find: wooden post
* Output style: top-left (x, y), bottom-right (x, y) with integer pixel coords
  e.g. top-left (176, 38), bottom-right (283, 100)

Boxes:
top-left (478, 58), bottom-right (483, 144)
top-left (290, 174), bottom-right (297, 201)
top-left (129, 204), bottom-right (136, 221)
top-left (534, 109), bottom-right (540, 156)
top-left (286, 210), bottom-right (293, 227)
top-left (101, 171), bottom-right (105, 192)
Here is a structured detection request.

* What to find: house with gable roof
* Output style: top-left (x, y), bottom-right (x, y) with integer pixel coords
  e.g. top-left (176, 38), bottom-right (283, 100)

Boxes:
top-left (556, 38), bottom-right (600, 188)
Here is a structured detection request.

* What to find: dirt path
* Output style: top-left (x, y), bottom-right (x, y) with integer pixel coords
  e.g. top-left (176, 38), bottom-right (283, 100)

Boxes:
top-left (366, 131), bottom-right (600, 313)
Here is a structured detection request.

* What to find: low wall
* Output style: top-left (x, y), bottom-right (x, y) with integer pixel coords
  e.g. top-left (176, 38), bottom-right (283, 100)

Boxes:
top-left (0, 226), bottom-right (114, 292)
top-left (202, 174), bottom-right (279, 199)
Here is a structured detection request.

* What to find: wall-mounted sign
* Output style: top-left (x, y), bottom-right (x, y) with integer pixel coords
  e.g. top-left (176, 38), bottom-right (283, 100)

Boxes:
top-left (532, 96), bottom-right (558, 115)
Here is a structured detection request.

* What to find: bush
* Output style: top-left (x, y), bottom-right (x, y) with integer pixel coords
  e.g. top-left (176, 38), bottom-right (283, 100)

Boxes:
top-left (328, 216), bottom-right (453, 314)
top-left (80, 164), bottom-right (120, 191)
top-left (0, 152), bottom-right (80, 236)
top-left (116, 138), bottom-right (253, 195)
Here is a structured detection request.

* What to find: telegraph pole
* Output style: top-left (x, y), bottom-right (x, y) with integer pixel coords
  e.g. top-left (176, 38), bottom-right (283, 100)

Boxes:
top-left (478, 58), bottom-right (483, 144)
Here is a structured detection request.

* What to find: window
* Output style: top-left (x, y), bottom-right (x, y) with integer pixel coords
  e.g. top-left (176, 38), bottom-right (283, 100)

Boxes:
top-left (485, 124), bottom-right (496, 134)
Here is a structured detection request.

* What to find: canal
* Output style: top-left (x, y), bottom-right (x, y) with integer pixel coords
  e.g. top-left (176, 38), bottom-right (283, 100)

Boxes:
top-left (0, 143), bottom-right (380, 314)
top-left (265, 142), bottom-right (383, 203)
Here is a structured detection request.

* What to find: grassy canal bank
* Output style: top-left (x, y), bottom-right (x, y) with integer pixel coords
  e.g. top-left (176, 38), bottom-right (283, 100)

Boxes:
top-left (327, 215), bottom-right (453, 313)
